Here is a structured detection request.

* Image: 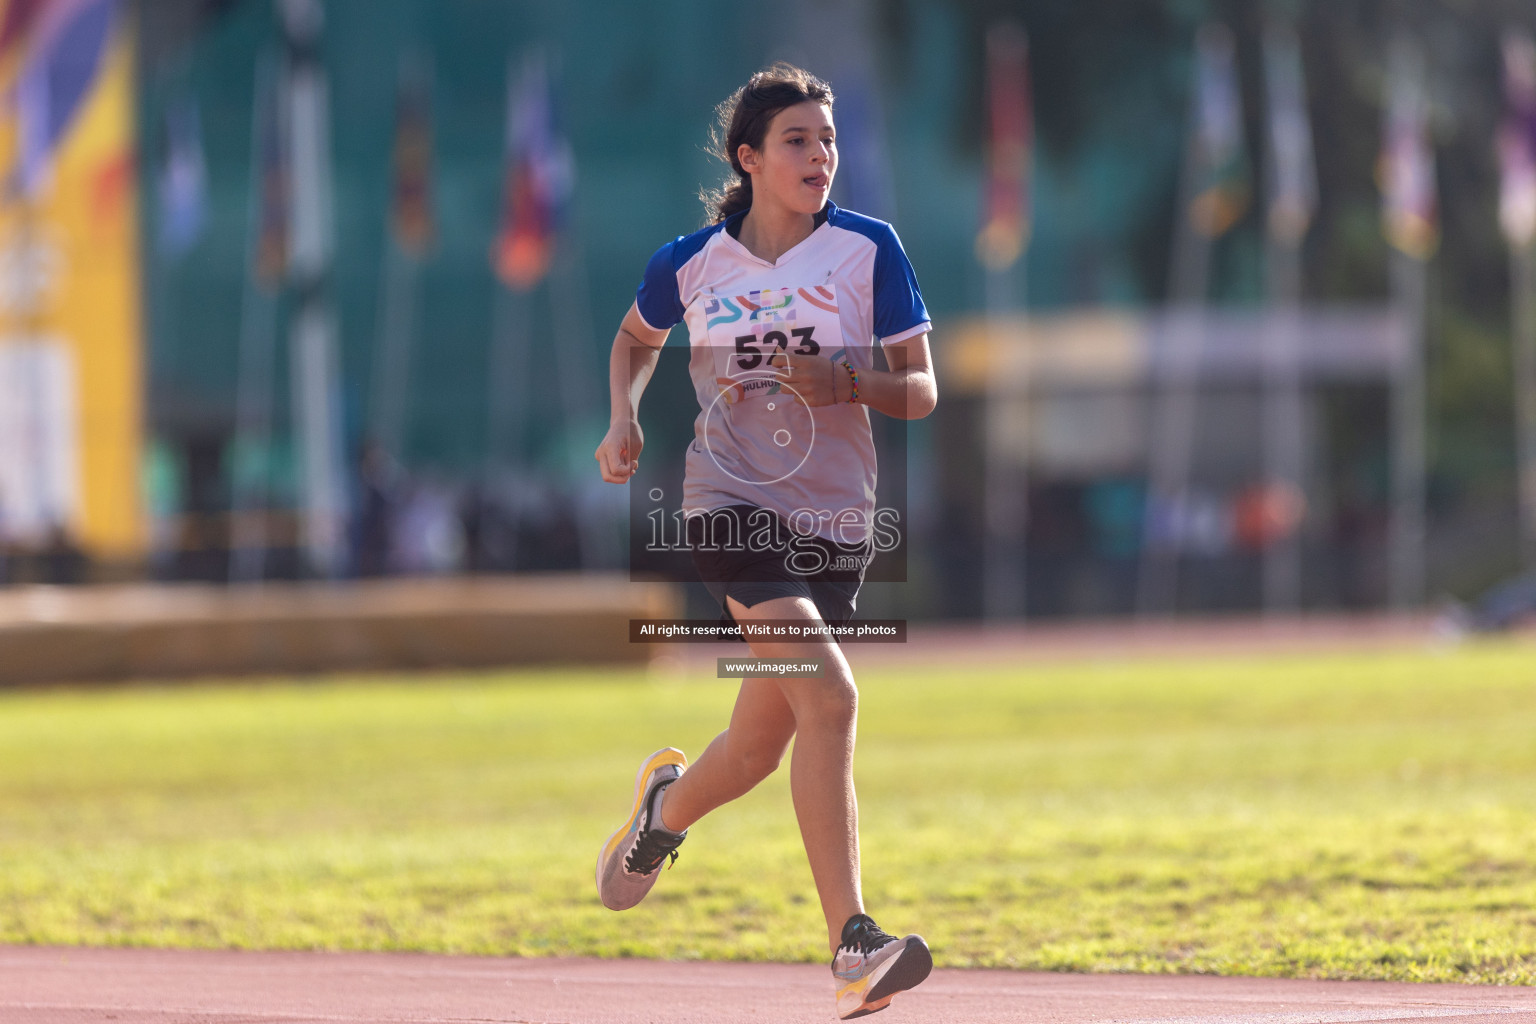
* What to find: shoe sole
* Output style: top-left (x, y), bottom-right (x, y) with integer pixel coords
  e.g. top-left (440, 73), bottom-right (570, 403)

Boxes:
top-left (595, 747), bottom-right (687, 908)
top-left (840, 937), bottom-right (933, 1019)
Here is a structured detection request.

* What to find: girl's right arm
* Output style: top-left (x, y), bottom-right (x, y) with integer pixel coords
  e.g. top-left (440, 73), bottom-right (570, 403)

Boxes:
top-left (595, 302), bottom-right (670, 483)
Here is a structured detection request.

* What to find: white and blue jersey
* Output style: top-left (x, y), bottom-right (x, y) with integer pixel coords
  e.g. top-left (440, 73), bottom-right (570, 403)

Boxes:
top-left (635, 201), bottom-right (930, 543)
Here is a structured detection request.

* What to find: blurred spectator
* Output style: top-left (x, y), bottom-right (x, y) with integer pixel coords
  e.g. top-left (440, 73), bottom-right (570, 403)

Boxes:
top-left (351, 440), bottom-right (401, 577)
top-left (0, 486), bottom-right (10, 585)
top-left (1232, 480), bottom-right (1306, 551)
top-left (1144, 489), bottom-right (1234, 556)
top-left (1439, 575), bottom-right (1536, 634)
top-left (38, 525), bottom-right (88, 585)
top-left (459, 473), bottom-right (585, 574)
top-left (1084, 479), bottom-right (1143, 558)
top-left (460, 481), bottom-right (517, 572)
top-left (390, 477), bottom-right (464, 574)
top-left (143, 439), bottom-right (184, 579)
top-left (516, 483), bottom-right (581, 571)
top-left (1331, 477), bottom-right (1389, 607)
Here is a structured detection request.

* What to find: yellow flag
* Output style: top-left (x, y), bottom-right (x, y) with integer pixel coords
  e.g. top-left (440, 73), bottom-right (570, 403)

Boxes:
top-left (0, 23), bottom-right (143, 559)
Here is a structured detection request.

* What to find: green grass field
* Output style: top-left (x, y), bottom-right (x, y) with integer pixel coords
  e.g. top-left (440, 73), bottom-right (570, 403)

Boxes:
top-left (3, 640), bottom-right (1536, 982)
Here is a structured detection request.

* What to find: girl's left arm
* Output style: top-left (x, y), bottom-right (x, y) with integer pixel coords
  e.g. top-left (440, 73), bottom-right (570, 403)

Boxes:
top-left (861, 333), bottom-right (937, 420)
top-left (767, 332), bottom-right (936, 419)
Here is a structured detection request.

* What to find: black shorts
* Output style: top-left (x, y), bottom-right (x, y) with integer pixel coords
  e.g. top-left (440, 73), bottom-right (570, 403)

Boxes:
top-left (686, 504), bottom-right (871, 633)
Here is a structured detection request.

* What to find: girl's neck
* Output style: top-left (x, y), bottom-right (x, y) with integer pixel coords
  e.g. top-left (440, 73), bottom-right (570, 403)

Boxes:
top-left (737, 202), bottom-right (818, 264)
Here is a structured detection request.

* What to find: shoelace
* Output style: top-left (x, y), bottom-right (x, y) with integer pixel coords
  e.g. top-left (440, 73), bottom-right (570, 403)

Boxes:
top-left (838, 917), bottom-right (897, 957)
top-left (624, 826), bottom-right (683, 875)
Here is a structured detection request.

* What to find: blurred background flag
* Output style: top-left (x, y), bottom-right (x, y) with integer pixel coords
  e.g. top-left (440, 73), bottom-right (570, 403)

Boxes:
top-left (0, 0), bottom-right (48, 84)
top-left (0, 0), bottom-right (142, 560)
top-left (493, 52), bottom-right (572, 292)
top-left (390, 53), bottom-right (433, 258)
top-left (369, 52), bottom-right (435, 467)
top-left (1500, 30), bottom-right (1536, 251)
top-left (156, 94), bottom-right (206, 258)
top-left (1379, 42), bottom-right (1438, 260)
top-left (1262, 24), bottom-right (1315, 248)
top-left (253, 62), bottom-right (287, 289)
top-left (12, 0), bottom-right (118, 198)
top-left (1187, 24), bottom-right (1249, 239)
top-left (975, 20), bottom-right (1031, 273)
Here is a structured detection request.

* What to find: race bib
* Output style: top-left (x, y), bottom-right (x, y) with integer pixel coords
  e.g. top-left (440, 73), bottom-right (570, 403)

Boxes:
top-left (691, 285), bottom-right (848, 486)
top-left (700, 285), bottom-right (847, 405)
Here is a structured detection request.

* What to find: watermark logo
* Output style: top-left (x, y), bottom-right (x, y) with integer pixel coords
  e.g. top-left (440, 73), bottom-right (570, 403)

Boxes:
top-left (642, 497), bottom-right (900, 576)
top-left (702, 373), bottom-right (816, 486)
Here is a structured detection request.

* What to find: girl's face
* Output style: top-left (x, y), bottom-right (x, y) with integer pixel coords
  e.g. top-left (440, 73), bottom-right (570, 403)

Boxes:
top-left (739, 100), bottom-right (837, 217)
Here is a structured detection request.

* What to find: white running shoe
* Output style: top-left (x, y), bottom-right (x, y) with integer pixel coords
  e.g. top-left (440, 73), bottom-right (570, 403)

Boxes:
top-left (832, 913), bottom-right (933, 1019)
top-left (595, 747), bottom-right (688, 911)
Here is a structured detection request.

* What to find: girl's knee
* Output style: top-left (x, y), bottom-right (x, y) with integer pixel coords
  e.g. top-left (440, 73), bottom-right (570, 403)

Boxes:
top-left (797, 676), bottom-right (857, 732)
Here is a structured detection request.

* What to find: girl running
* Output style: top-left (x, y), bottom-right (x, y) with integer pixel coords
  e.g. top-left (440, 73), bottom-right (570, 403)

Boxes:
top-left (593, 63), bottom-right (937, 1020)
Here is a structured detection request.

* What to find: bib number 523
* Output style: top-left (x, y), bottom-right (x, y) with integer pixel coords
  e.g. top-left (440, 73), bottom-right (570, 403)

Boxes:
top-left (734, 326), bottom-right (820, 370)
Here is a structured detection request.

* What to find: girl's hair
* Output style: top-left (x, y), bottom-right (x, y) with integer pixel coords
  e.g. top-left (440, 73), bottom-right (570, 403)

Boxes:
top-left (701, 63), bottom-right (834, 224)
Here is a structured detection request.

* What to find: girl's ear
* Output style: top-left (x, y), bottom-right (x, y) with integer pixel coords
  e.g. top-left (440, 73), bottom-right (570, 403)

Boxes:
top-left (737, 142), bottom-right (760, 174)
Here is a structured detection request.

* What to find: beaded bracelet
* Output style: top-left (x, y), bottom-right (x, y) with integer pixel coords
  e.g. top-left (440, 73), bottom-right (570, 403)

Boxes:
top-left (841, 361), bottom-right (859, 404)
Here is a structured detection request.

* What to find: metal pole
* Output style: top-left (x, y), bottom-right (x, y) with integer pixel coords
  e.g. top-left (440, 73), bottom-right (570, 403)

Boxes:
top-left (485, 284), bottom-right (531, 475)
top-left (981, 266), bottom-right (1028, 621)
top-left (549, 234), bottom-right (616, 570)
top-left (230, 56), bottom-right (279, 584)
top-left (549, 236), bottom-right (595, 449)
top-left (1388, 249), bottom-right (1427, 608)
top-left (370, 52), bottom-right (430, 465)
top-left (1513, 244), bottom-right (1536, 571)
top-left (1262, 237), bottom-right (1305, 612)
top-left (370, 234), bottom-right (417, 460)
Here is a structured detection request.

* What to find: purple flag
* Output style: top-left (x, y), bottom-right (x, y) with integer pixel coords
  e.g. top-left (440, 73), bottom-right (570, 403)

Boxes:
top-left (1500, 31), bottom-right (1536, 249)
top-left (14, 0), bottom-right (116, 198)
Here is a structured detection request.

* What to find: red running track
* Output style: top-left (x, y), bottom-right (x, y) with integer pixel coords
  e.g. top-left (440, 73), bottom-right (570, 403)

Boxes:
top-left (4, 946), bottom-right (1535, 1024)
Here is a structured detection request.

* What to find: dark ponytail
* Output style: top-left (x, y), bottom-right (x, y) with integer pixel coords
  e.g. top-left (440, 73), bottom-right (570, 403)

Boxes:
top-left (700, 63), bottom-right (834, 224)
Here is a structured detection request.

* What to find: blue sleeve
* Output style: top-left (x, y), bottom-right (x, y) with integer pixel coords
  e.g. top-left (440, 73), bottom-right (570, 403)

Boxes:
top-left (873, 225), bottom-right (930, 341)
top-left (635, 240), bottom-right (684, 331)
